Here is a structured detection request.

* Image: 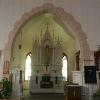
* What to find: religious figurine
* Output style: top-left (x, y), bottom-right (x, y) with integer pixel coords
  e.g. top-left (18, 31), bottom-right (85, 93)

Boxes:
top-left (45, 45), bottom-right (52, 66)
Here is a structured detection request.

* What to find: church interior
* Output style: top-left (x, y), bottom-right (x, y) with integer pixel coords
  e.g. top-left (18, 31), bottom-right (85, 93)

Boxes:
top-left (0, 0), bottom-right (100, 100)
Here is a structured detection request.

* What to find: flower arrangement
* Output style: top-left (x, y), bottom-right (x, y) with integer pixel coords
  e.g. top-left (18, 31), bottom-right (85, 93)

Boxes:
top-left (0, 78), bottom-right (11, 99)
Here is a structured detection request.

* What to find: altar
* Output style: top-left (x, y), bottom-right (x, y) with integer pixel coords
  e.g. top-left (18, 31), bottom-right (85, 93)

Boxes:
top-left (29, 25), bottom-right (64, 93)
top-left (30, 74), bottom-right (64, 93)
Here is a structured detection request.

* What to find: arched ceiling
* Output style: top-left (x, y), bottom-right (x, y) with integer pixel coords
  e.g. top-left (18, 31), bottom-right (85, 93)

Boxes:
top-left (11, 13), bottom-right (77, 76)
top-left (16, 13), bottom-right (76, 53)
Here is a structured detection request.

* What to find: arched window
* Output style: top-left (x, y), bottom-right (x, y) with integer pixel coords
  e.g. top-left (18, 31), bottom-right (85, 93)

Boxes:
top-left (25, 53), bottom-right (31, 80)
top-left (62, 55), bottom-right (68, 81)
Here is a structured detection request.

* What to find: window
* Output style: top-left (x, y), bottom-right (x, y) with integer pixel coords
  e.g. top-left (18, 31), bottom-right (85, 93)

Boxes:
top-left (62, 55), bottom-right (68, 81)
top-left (25, 53), bottom-right (31, 80)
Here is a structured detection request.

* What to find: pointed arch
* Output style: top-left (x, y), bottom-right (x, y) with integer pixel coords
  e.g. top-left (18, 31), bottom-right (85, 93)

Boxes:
top-left (4, 3), bottom-right (90, 70)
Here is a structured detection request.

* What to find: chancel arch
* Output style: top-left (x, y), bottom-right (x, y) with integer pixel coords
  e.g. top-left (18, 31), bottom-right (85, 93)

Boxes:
top-left (4, 3), bottom-right (90, 70)
top-left (3, 3), bottom-right (91, 93)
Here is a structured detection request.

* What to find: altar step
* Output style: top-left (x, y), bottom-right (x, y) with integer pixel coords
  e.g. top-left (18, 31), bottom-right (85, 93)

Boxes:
top-left (23, 90), bottom-right (65, 100)
top-left (24, 94), bottom-right (65, 100)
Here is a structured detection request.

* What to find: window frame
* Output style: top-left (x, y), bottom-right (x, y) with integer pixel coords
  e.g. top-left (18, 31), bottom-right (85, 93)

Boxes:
top-left (62, 53), bottom-right (68, 81)
top-left (25, 52), bottom-right (32, 81)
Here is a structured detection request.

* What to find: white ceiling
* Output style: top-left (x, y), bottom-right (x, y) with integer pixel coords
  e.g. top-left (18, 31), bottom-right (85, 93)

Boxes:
top-left (12, 13), bottom-right (77, 60)
top-left (15, 13), bottom-right (76, 51)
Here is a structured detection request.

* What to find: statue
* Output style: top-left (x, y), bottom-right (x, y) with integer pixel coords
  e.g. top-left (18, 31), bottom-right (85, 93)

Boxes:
top-left (45, 45), bottom-right (52, 66)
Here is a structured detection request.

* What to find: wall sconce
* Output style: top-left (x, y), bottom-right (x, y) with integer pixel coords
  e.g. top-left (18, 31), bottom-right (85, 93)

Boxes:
top-left (19, 31), bottom-right (22, 50)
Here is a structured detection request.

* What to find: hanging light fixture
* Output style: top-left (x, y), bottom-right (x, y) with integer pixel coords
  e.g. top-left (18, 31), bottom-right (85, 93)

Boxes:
top-left (19, 31), bottom-right (22, 50)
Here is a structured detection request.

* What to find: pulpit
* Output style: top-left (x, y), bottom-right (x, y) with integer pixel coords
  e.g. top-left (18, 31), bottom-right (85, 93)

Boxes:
top-left (65, 85), bottom-right (81, 100)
